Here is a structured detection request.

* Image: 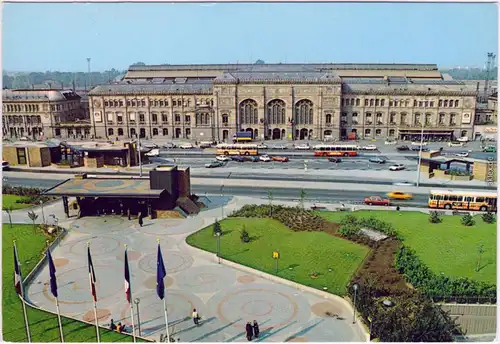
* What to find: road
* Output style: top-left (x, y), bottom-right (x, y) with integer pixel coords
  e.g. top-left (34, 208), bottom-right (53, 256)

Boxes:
top-left (4, 176), bottom-right (429, 207)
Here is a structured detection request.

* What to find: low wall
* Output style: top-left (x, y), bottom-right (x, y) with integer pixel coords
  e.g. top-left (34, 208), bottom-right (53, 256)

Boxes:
top-left (439, 303), bottom-right (497, 335)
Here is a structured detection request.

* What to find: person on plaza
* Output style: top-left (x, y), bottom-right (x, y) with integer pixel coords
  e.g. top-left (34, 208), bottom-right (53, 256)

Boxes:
top-left (110, 319), bottom-right (117, 331)
top-left (116, 322), bottom-right (122, 332)
top-left (246, 321), bottom-right (254, 341)
top-left (253, 320), bottom-right (260, 338)
top-left (138, 214), bottom-right (143, 227)
top-left (192, 308), bottom-right (200, 325)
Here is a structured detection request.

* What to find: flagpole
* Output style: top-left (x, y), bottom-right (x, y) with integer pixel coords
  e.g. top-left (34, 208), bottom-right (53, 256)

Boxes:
top-left (158, 239), bottom-right (171, 342)
top-left (125, 245), bottom-right (137, 343)
top-left (55, 297), bottom-right (65, 343)
top-left (87, 243), bottom-right (100, 343)
top-left (14, 241), bottom-right (32, 342)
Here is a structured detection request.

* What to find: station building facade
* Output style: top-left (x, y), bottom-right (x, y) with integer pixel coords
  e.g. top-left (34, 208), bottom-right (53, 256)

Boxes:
top-left (87, 63), bottom-right (479, 142)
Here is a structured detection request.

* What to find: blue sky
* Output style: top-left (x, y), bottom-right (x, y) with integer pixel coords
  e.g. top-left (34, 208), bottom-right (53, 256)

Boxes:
top-left (3, 2), bottom-right (498, 72)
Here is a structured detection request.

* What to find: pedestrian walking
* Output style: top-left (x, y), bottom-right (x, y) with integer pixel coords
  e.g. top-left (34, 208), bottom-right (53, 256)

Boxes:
top-left (110, 319), bottom-right (117, 331)
top-left (138, 215), bottom-right (143, 227)
top-left (246, 322), bottom-right (254, 341)
top-left (192, 308), bottom-right (200, 325)
top-left (253, 320), bottom-right (260, 338)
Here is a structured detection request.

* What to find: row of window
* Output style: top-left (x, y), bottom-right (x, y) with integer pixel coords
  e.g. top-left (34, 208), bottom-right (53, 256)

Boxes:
top-left (239, 99), bottom-right (315, 125)
top-left (5, 104), bottom-right (41, 112)
top-left (104, 112), bottom-right (229, 125)
top-left (341, 98), bottom-right (462, 108)
top-left (4, 115), bottom-right (42, 124)
top-left (103, 98), bottom-right (214, 108)
top-left (349, 112), bottom-right (459, 126)
top-left (429, 194), bottom-right (495, 202)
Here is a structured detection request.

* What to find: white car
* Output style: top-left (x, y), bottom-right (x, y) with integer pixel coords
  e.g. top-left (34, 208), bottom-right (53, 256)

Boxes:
top-left (393, 181), bottom-right (414, 186)
top-left (180, 143), bottom-right (194, 149)
top-left (455, 152), bottom-right (469, 158)
top-left (259, 155), bottom-right (271, 162)
top-left (411, 141), bottom-right (428, 146)
top-left (448, 142), bottom-right (464, 147)
top-left (363, 145), bottom-right (378, 150)
top-left (389, 164), bottom-right (406, 171)
top-left (145, 148), bottom-right (160, 157)
top-left (272, 144), bottom-right (288, 150)
top-left (295, 144), bottom-right (311, 150)
top-left (457, 136), bottom-right (469, 142)
top-left (384, 140), bottom-right (397, 145)
top-left (216, 155), bottom-right (231, 162)
top-left (257, 143), bottom-right (268, 149)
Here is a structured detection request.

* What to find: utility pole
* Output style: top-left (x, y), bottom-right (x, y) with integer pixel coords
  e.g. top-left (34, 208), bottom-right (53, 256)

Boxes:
top-left (484, 53), bottom-right (495, 101)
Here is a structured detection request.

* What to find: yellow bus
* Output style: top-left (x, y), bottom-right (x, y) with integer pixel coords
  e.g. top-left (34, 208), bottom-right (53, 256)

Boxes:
top-left (428, 189), bottom-right (497, 212)
top-left (215, 143), bottom-right (259, 156)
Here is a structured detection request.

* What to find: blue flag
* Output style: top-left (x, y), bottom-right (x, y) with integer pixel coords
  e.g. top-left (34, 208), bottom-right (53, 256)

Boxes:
top-left (47, 248), bottom-right (58, 298)
top-left (156, 243), bottom-right (166, 300)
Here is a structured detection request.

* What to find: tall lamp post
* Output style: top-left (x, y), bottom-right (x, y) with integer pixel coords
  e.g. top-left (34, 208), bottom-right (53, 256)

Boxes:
top-left (416, 95), bottom-right (427, 187)
top-left (220, 183), bottom-right (225, 218)
top-left (134, 298), bottom-right (141, 336)
top-left (216, 231), bottom-right (221, 264)
top-left (40, 200), bottom-right (45, 224)
top-left (352, 283), bottom-right (359, 324)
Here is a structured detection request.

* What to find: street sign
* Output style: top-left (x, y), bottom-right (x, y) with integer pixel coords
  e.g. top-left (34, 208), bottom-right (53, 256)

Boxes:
top-left (272, 251), bottom-right (280, 259)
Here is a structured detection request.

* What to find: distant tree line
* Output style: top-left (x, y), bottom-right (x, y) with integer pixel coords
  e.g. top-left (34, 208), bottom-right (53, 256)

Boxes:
top-left (2, 69), bottom-right (126, 90)
top-left (441, 67), bottom-right (498, 80)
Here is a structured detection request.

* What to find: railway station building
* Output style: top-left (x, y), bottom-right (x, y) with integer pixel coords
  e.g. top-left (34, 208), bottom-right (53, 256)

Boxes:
top-left (87, 62), bottom-right (479, 142)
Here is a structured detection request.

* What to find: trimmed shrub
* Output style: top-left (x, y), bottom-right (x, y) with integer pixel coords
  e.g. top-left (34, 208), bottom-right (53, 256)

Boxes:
top-left (240, 227), bottom-right (250, 243)
top-left (213, 219), bottom-right (222, 236)
top-left (461, 214), bottom-right (475, 227)
top-left (482, 212), bottom-right (496, 224)
top-left (429, 211), bottom-right (442, 223)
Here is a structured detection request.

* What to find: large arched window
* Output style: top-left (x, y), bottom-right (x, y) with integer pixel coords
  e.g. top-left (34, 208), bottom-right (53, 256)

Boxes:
top-left (267, 99), bottom-right (286, 125)
top-left (239, 99), bottom-right (258, 125)
top-left (295, 99), bottom-right (314, 125)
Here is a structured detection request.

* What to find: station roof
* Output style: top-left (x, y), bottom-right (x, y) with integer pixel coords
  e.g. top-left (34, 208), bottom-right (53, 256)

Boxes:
top-left (43, 178), bottom-right (166, 198)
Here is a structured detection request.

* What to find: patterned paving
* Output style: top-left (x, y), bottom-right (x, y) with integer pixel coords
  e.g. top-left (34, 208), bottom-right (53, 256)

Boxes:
top-left (45, 178), bottom-right (163, 196)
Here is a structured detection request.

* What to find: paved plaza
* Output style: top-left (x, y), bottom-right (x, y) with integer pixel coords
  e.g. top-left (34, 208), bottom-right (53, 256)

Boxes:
top-left (17, 196), bottom-right (367, 342)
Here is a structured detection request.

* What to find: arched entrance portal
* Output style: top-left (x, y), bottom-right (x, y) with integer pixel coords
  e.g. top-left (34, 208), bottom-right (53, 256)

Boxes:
top-left (245, 127), bottom-right (254, 139)
top-left (272, 128), bottom-right (281, 140)
top-left (299, 128), bottom-right (308, 140)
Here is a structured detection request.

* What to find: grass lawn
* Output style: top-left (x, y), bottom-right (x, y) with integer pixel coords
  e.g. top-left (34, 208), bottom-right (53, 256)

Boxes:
top-left (3, 194), bottom-right (33, 210)
top-left (316, 211), bottom-right (496, 284)
top-left (2, 224), bottom-right (142, 342)
top-left (186, 217), bottom-right (370, 295)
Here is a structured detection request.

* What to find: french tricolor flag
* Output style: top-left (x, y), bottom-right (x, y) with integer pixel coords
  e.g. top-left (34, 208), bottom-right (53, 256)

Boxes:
top-left (124, 248), bottom-right (131, 303)
top-left (13, 243), bottom-right (23, 297)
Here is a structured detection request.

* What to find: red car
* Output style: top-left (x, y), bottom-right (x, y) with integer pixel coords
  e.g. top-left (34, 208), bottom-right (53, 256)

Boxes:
top-left (272, 156), bottom-right (289, 162)
top-left (364, 196), bottom-right (391, 206)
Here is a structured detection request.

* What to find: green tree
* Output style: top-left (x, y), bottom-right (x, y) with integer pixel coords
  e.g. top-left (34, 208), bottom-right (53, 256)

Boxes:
top-left (240, 226), bottom-right (250, 243)
top-left (429, 211), bottom-right (442, 223)
top-left (299, 189), bottom-right (307, 209)
top-left (267, 190), bottom-right (274, 217)
top-left (461, 213), bottom-right (475, 226)
top-left (476, 243), bottom-right (485, 272)
top-left (27, 210), bottom-right (39, 234)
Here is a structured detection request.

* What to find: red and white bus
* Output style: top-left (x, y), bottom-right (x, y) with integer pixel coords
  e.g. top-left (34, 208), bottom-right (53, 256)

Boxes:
top-left (313, 144), bottom-right (359, 157)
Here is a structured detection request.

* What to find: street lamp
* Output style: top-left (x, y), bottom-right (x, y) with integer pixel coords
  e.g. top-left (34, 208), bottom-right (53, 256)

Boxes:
top-left (220, 183), bottom-right (225, 218)
top-left (40, 200), bottom-right (45, 224)
top-left (352, 283), bottom-right (359, 324)
top-left (416, 95), bottom-right (427, 187)
top-left (134, 298), bottom-right (141, 336)
top-left (216, 231), bottom-right (221, 264)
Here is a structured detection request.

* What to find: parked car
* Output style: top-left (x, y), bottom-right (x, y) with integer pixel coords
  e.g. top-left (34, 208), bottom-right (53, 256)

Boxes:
top-left (457, 136), bottom-right (469, 142)
top-left (231, 156), bottom-right (246, 162)
top-left (387, 191), bottom-right (413, 200)
top-left (396, 145), bottom-right (410, 151)
top-left (216, 155), bottom-right (231, 162)
top-left (369, 157), bottom-right (386, 164)
top-left (272, 156), bottom-right (289, 162)
top-left (245, 156), bottom-right (260, 162)
top-left (362, 144), bottom-right (378, 151)
top-left (2, 161), bottom-right (10, 171)
top-left (145, 148), bottom-right (160, 157)
top-left (162, 142), bottom-right (177, 149)
top-left (393, 181), bottom-right (414, 186)
top-left (385, 140), bottom-right (397, 145)
top-left (411, 146), bottom-right (429, 152)
top-left (328, 157), bottom-right (342, 163)
top-left (455, 152), bottom-right (469, 158)
top-left (448, 141), bottom-right (464, 147)
top-left (205, 161), bottom-right (225, 168)
top-left (482, 145), bottom-right (496, 153)
top-left (295, 144), bottom-right (311, 150)
top-left (143, 143), bottom-right (159, 149)
top-left (199, 141), bottom-right (213, 149)
top-left (180, 143), bottom-right (194, 149)
top-left (389, 164), bottom-right (406, 171)
top-left (257, 143), bottom-right (268, 149)
top-left (364, 196), bottom-right (391, 206)
top-left (259, 155), bottom-right (272, 162)
top-left (411, 141), bottom-right (428, 146)
top-left (272, 144), bottom-right (288, 150)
